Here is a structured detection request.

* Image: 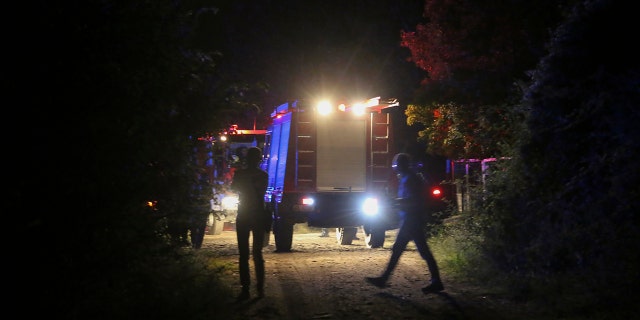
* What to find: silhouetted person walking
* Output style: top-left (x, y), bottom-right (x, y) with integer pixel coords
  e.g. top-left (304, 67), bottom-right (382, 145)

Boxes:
top-left (365, 153), bottom-right (444, 294)
top-left (230, 147), bottom-right (270, 301)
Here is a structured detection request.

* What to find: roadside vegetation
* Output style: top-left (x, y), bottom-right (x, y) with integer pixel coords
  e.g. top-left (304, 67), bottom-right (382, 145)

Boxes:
top-left (423, 1), bottom-right (639, 318)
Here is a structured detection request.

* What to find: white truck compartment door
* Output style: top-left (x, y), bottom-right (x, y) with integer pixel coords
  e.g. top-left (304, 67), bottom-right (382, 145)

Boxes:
top-left (316, 118), bottom-right (366, 192)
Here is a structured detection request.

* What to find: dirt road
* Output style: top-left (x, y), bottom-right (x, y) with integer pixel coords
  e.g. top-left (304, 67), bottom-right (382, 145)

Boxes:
top-left (203, 228), bottom-right (523, 320)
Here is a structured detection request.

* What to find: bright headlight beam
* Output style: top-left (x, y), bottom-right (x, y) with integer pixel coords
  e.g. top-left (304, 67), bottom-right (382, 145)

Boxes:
top-left (221, 195), bottom-right (239, 210)
top-left (362, 197), bottom-right (379, 216)
top-left (317, 100), bottom-right (332, 115)
top-left (352, 103), bottom-right (366, 116)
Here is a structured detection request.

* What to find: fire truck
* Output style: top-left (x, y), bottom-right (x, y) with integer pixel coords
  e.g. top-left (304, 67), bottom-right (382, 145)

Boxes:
top-left (202, 125), bottom-right (267, 234)
top-left (261, 97), bottom-right (402, 251)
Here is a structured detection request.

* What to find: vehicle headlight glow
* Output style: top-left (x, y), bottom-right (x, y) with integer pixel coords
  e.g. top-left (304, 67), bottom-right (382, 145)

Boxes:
top-left (352, 103), bottom-right (366, 116)
top-left (362, 197), bottom-right (379, 216)
top-left (317, 100), bottom-right (332, 115)
top-left (221, 194), bottom-right (239, 210)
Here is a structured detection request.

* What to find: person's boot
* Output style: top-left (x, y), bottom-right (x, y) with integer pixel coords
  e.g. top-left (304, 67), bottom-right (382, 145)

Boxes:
top-left (257, 286), bottom-right (265, 298)
top-left (256, 261), bottom-right (265, 298)
top-left (421, 280), bottom-right (444, 294)
top-left (235, 286), bottom-right (250, 301)
top-left (364, 275), bottom-right (388, 288)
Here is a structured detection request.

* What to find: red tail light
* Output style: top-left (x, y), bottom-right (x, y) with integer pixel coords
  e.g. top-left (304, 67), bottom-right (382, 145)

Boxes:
top-left (431, 187), bottom-right (443, 198)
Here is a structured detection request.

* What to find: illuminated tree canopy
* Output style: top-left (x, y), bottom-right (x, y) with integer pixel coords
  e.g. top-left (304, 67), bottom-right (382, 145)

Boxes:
top-left (400, 0), bottom-right (574, 159)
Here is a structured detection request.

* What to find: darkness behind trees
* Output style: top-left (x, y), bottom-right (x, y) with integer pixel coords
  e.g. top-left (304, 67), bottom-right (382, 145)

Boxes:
top-left (20, 1), bottom-right (236, 318)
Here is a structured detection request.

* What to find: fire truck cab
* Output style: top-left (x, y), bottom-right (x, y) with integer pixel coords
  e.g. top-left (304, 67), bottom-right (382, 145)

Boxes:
top-left (261, 97), bottom-right (401, 251)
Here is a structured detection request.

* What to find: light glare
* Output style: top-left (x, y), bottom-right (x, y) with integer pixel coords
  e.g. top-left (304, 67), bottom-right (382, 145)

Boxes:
top-left (317, 100), bottom-right (332, 115)
top-left (362, 197), bottom-right (379, 216)
top-left (352, 103), bottom-right (366, 116)
top-left (221, 194), bottom-right (239, 210)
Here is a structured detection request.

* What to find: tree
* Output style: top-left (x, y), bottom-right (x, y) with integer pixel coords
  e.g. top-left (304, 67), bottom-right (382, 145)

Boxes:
top-left (400, 0), bottom-right (573, 159)
top-left (20, 1), bottom-right (256, 317)
top-left (483, 0), bottom-right (640, 313)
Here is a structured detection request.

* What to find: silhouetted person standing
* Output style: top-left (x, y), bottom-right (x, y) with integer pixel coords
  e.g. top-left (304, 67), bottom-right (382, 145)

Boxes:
top-left (189, 173), bottom-right (210, 249)
top-left (230, 147), bottom-right (270, 300)
top-left (365, 153), bottom-right (444, 294)
top-left (189, 209), bottom-right (207, 249)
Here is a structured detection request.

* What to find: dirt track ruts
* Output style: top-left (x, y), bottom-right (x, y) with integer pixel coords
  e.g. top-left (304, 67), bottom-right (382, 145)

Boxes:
top-left (202, 228), bottom-right (522, 320)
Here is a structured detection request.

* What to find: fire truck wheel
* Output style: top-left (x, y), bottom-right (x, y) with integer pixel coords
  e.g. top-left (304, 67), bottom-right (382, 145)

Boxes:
top-left (274, 219), bottom-right (294, 252)
top-left (337, 227), bottom-right (357, 245)
top-left (365, 229), bottom-right (385, 248)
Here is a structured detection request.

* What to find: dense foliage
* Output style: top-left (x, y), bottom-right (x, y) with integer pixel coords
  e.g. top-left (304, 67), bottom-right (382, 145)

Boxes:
top-left (400, 0), bottom-right (639, 316)
top-left (20, 1), bottom-right (253, 318)
top-left (476, 0), bottom-right (640, 314)
top-left (401, 0), bottom-right (575, 159)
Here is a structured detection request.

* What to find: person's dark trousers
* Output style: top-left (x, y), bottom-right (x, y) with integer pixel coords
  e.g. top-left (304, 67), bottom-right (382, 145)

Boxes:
top-left (190, 218), bottom-right (207, 249)
top-left (236, 219), bottom-right (266, 296)
top-left (381, 216), bottom-right (441, 282)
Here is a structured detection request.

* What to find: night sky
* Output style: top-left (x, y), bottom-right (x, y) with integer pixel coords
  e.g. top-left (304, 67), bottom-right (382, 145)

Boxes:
top-left (214, 0), bottom-right (427, 107)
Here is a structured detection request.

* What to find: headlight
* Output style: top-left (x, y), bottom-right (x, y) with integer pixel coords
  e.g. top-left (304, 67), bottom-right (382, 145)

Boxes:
top-left (362, 197), bottom-right (379, 216)
top-left (221, 194), bottom-right (239, 210)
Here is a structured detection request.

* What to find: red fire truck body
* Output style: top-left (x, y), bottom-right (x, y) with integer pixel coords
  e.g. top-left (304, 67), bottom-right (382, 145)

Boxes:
top-left (261, 97), bottom-right (401, 251)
